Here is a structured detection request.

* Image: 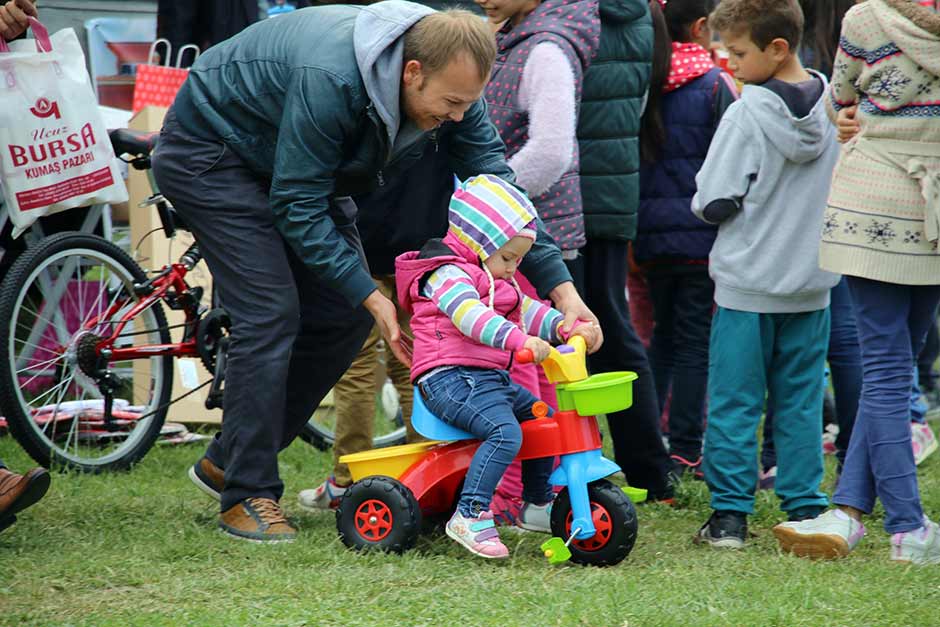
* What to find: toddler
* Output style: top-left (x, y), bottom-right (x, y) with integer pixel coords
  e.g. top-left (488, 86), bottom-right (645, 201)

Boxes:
top-left (396, 174), bottom-right (598, 559)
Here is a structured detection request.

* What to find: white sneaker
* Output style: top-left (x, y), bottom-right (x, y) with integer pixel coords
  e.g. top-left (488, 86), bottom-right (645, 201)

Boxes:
top-left (912, 422), bottom-right (938, 466)
top-left (515, 501), bottom-right (552, 533)
top-left (773, 509), bottom-right (866, 559)
top-left (297, 477), bottom-right (348, 512)
top-left (891, 518), bottom-right (940, 565)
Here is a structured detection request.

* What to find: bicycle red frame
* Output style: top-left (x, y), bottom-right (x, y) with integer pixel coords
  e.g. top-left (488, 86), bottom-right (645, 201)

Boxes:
top-left (84, 262), bottom-right (201, 361)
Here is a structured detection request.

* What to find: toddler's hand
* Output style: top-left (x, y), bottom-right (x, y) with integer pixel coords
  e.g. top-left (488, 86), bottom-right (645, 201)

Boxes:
top-left (836, 105), bottom-right (860, 144)
top-left (523, 336), bottom-right (552, 364)
top-left (569, 322), bottom-right (600, 351)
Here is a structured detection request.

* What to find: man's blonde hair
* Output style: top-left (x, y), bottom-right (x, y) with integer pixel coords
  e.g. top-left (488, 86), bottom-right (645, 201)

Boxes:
top-left (403, 10), bottom-right (496, 82)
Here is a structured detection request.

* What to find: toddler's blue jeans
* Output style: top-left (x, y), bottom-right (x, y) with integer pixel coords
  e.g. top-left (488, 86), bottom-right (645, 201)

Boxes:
top-left (834, 278), bottom-right (940, 533)
top-left (703, 306), bottom-right (830, 515)
top-left (420, 367), bottom-right (554, 517)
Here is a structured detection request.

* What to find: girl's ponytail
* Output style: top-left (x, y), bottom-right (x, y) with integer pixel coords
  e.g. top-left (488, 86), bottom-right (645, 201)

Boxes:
top-left (640, 0), bottom-right (673, 162)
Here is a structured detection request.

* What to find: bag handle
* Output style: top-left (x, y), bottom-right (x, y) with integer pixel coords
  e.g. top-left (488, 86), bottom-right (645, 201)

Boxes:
top-left (175, 44), bottom-right (200, 68)
top-left (147, 38), bottom-right (172, 66)
top-left (0, 17), bottom-right (53, 54)
top-left (28, 17), bottom-right (52, 52)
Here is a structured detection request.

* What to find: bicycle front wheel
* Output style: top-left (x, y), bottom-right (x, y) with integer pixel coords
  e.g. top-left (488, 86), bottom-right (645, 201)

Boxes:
top-left (0, 233), bottom-right (173, 472)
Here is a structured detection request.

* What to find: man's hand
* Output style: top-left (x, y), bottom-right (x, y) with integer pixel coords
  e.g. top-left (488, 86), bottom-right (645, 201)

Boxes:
top-left (836, 105), bottom-right (860, 144)
top-left (568, 322), bottom-right (600, 352)
top-left (0, 0), bottom-right (37, 41)
top-left (549, 281), bottom-right (604, 353)
top-left (363, 290), bottom-right (412, 368)
top-left (523, 336), bottom-right (552, 364)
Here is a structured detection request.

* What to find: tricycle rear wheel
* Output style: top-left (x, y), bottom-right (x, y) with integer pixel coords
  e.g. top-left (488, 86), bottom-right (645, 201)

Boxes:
top-left (336, 476), bottom-right (422, 554)
top-left (550, 479), bottom-right (638, 566)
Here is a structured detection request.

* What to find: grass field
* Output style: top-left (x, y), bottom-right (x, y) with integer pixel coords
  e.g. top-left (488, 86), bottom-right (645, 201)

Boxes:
top-left (2, 424), bottom-right (940, 627)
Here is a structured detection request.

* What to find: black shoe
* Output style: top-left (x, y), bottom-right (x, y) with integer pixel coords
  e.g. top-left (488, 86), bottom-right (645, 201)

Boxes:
top-left (670, 454), bottom-right (704, 481)
top-left (787, 506), bottom-right (825, 522)
top-left (694, 510), bottom-right (747, 549)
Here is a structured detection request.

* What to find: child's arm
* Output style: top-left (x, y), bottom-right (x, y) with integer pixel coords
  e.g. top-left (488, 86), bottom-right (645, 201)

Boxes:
top-left (825, 27), bottom-right (865, 123)
top-left (423, 265), bottom-right (528, 351)
top-left (691, 112), bottom-right (760, 225)
top-left (521, 295), bottom-right (599, 348)
top-left (521, 295), bottom-right (566, 344)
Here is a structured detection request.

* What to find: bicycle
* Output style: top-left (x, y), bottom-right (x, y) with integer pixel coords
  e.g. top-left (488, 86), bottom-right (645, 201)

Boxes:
top-left (0, 129), bottom-right (230, 472)
top-left (0, 128), bottom-right (408, 471)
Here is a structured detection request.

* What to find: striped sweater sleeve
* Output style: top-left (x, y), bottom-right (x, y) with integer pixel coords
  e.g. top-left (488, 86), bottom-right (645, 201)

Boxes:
top-left (422, 265), bottom-right (529, 351)
top-left (521, 295), bottom-right (565, 344)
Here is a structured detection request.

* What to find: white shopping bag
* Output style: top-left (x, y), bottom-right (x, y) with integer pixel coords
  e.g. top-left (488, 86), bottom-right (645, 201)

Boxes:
top-left (0, 18), bottom-right (127, 237)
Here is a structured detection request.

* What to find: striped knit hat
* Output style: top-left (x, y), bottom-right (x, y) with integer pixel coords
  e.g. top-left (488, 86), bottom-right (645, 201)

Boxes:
top-left (448, 174), bottom-right (538, 261)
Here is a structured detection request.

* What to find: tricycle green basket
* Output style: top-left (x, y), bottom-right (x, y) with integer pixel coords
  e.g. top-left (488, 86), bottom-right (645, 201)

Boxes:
top-left (557, 371), bottom-right (638, 416)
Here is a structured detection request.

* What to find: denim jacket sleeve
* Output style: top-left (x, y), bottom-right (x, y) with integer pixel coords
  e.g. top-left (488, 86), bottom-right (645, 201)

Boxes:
top-left (269, 67), bottom-right (376, 307)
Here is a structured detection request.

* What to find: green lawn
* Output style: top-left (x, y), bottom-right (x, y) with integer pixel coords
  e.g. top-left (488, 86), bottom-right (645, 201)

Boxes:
top-left (2, 426), bottom-right (939, 627)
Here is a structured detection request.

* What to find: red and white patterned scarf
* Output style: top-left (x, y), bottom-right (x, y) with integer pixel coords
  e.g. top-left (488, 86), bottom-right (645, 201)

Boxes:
top-left (664, 42), bottom-right (715, 93)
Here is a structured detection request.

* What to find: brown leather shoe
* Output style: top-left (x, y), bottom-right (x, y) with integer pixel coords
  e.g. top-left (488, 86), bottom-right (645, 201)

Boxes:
top-left (0, 467), bottom-right (51, 532)
top-left (188, 457), bottom-right (224, 500)
top-left (219, 498), bottom-right (297, 543)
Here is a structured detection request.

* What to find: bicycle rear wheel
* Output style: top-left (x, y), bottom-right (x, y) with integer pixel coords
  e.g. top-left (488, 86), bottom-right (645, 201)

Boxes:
top-left (0, 233), bottom-right (173, 472)
top-left (299, 380), bottom-right (407, 451)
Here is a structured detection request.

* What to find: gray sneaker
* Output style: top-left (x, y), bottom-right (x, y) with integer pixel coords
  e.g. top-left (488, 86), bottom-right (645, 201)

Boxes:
top-left (773, 509), bottom-right (865, 559)
top-left (891, 518), bottom-right (940, 565)
top-left (515, 501), bottom-right (552, 533)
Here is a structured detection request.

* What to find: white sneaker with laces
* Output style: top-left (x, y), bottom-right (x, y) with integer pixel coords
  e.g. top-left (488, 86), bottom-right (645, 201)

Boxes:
top-left (773, 509), bottom-right (866, 559)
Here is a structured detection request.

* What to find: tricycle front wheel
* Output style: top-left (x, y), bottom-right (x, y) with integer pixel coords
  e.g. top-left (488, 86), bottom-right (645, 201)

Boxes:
top-left (550, 479), bottom-right (638, 566)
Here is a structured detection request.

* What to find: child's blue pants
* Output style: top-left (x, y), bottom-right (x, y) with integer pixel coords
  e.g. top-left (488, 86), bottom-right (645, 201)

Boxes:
top-left (703, 306), bottom-right (830, 515)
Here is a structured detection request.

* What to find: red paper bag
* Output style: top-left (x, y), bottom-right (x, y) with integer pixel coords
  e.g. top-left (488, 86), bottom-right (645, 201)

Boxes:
top-left (131, 40), bottom-right (199, 113)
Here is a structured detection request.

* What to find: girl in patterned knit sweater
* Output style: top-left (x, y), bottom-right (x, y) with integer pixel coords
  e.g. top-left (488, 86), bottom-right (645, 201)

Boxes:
top-left (774, 0), bottom-right (940, 565)
top-left (396, 174), bottom-right (598, 559)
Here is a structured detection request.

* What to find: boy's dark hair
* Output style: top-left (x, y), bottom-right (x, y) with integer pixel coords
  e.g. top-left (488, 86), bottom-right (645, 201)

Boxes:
top-left (710, 0), bottom-right (804, 51)
top-left (640, 0), bottom-right (718, 162)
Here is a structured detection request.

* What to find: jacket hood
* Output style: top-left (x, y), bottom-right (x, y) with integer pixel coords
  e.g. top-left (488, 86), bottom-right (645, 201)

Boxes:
top-left (740, 71), bottom-right (835, 164)
top-left (395, 239), bottom-right (476, 313)
top-left (598, 0), bottom-right (648, 23)
top-left (447, 174), bottom-right (538, 261)
top-left (354, 1), bottom-right (435, 146)
top-left (877, 0), bottom-right (940, 75)
top-left (498, 0), bottom-right (600, 71)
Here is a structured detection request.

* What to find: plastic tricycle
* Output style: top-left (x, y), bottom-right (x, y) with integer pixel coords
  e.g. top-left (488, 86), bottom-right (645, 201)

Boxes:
top-left (335, 336), bottom-right (642, 566)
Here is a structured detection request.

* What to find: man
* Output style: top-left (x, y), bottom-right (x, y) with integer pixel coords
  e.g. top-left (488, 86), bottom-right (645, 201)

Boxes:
top-left (153, 0), bottom-right (599, 543)
top-left (574, 0), bottom-right (674, 502)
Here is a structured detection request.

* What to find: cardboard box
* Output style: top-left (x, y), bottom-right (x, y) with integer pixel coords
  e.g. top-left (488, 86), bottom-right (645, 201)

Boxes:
top-left (128, 106), bottom-right (221, 425)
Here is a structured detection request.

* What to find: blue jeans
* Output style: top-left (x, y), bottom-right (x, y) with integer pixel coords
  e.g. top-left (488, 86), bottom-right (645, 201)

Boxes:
top-left (419, 367), bottom-right (554, 516)
top-left (704, 307), bottom-right (830, 515)
top-left (647, 269), bottom-right (714, 461)
top-left (833, 278), bottom-right (940, 533)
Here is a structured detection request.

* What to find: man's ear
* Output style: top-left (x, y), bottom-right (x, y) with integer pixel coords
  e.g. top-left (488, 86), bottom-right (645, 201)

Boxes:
top-left (768, 37), bottom-right (792, 62)
top-left (402, 59), bottom-right (424, 87)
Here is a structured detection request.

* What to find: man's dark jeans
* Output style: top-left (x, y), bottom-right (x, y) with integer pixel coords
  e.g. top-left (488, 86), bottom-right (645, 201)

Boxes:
top-left (153, 109), bottom-right (372, 512)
